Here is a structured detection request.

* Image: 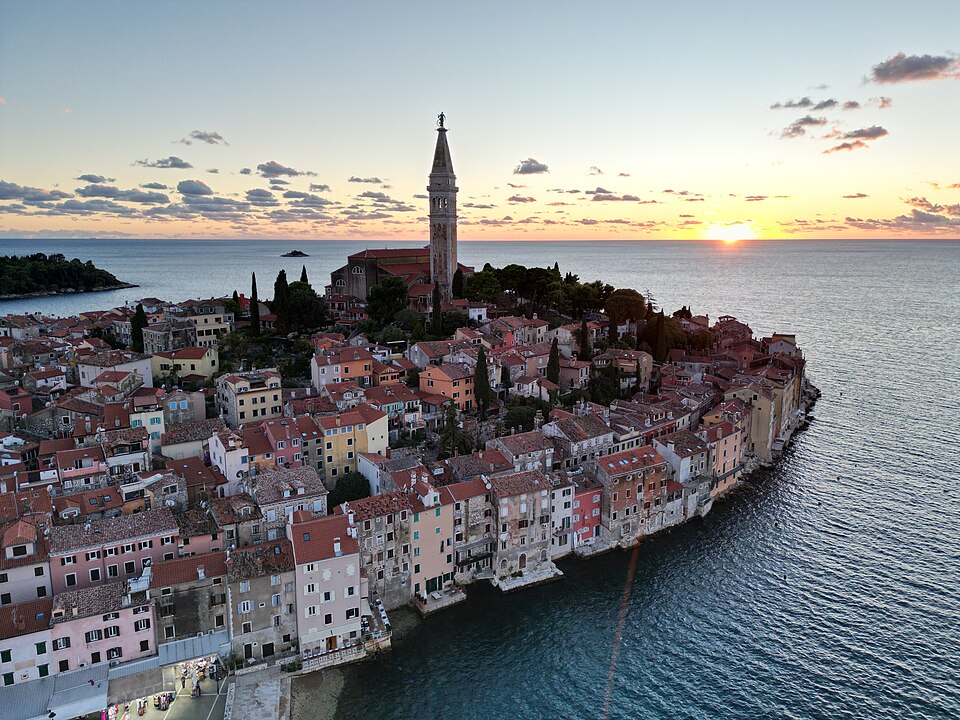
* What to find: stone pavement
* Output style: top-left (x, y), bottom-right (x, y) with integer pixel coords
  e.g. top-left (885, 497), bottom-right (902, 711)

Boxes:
top-left (231, 665), bottom-right (286, 720)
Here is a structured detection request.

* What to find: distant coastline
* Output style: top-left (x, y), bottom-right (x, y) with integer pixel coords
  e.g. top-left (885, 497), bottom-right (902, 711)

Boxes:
top-left (0, 252), bottom-right (137, 302)
top-left (0, 282), bottom-right (139, 302)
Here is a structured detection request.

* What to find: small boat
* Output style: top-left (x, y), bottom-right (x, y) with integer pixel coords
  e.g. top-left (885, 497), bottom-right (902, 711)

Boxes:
top-left (282, 249), bottom-right (309, 257)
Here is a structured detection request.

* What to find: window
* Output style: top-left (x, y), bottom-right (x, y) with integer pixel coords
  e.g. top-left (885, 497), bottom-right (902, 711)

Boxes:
top-left (108, 565), bottom-right (118, 578)
top-left (242, 622), bottom-right (252, 634)
top-left (53, 637), bottom-right (70, 651)
top-left (324, 613), bottom-right (333, 625)
top-left (35, 641), bottom-right (47, 655)
top-left (164, 626), bottom-right (175, 639)
top-left (124, 561), bottom-right (135, 575)
top-left (238, 601), bottom-right (252, 614)
top-left (140, 640), bottom-right (150, 652)
top-left (134, 619), bottom-right (150, 631)
top-left (0, 649), bottom-right (9, 663)
top-left (85, 629), bottom-right (103, 643)
top-left (90, 568), bottom-right (101, 582)
top-left (346, 607), bottom-right (359, 620)
top-left (65, 573), bottom-right (77, 587)
top-left (104, 626), bottom-right (120, 639)
top-left (107, 647), bottom-right (122, 660)
top-left (239, 581), bottom-right (250, 593)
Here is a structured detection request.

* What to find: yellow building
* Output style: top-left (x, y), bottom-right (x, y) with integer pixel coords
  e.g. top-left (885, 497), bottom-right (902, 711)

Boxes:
top-left (215, 368), bottom-right (283, 427)
top-left (315, 404), bottom-right (388, 483)
top-left (151, 346), bottom-right (219, 384)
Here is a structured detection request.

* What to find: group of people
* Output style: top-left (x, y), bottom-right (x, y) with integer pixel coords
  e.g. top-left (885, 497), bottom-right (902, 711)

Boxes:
top-left (179, 657), bottom-right (211, 698)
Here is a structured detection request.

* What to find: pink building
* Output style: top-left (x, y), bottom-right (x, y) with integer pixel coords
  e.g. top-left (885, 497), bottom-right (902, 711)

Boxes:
top-left (50, 579), bottom-right (156, 672)
top-left (260, 418), bottom-right (305, 469)
top-left (47, 508), bottom-right (179, 594)
top-left (291, 512), bottom-right (369, 670)
top-left (572, 480), bottom-right (603, 549)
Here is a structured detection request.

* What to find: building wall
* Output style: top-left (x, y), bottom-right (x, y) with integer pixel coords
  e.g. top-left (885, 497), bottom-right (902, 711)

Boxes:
top-left (50, 532), bottom-right (177, 594)
top-left (227, 570), bottom-right (297, 663)
top-left (493, 490), bottom-right (553, 581)
top-left (0, 627), bottom-right (52, 685)
top-left (51, 603), bottom-right (155, 670)
top-left (295, 553), bottom-right (363, 657)
top-left (410, 502), bottom-right (454, 597)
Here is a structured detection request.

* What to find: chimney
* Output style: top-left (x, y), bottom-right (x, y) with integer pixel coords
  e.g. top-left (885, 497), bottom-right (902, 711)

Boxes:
top-left (333, 538), bottom-right (342, 557)
top-left (347, 510), bottom-right (355, 526)
top-left (197, 566), bottom-right (206, 580)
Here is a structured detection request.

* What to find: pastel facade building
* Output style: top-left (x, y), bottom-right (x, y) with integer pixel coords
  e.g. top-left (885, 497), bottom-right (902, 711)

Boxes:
top-left (0, 519), bottom-right (51, 606)
top-left (489, 470), bottom-right (558, 586)
top-left (215, 369), bottom-right (282, 428)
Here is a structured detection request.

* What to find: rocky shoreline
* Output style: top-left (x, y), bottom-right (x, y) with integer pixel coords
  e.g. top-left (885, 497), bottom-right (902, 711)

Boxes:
top-left (0, 282), bottom-right (139, 301)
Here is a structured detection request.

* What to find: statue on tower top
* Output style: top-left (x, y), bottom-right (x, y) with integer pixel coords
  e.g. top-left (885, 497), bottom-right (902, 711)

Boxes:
top-left (437, 112), bottom-right (445, 129)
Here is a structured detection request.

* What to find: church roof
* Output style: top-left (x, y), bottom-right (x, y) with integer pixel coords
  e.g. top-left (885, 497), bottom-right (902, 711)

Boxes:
top-left (432, 128), bottom-right (455, 175)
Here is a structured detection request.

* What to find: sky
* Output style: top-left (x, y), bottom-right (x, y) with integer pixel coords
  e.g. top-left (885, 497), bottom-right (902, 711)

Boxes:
top-left (1, 0), bottom-right (959, 241)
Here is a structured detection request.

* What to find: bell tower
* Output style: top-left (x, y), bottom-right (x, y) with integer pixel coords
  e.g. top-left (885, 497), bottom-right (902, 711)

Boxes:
top-left (428, 113), bottom-right (457, 303)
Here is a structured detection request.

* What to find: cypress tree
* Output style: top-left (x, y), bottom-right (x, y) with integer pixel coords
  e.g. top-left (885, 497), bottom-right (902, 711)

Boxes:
top-left (635, 357), bottom-right (644, 392)
top-left (131, 303), bottom-right (147, 353)
top-left (474, 346), bottom-right (492, 416)
top-left (274, 269), bottom-right (290, 331)
top-left (431, 284), bottom-right (442, 337)
top-left (232, 289), bottom-right (240, 304)
top-left (579, 316), bottom-right (592, 358)
top-left (655, 311), bottom-right (667, 362)
top-left (250, 272), bottom-right (261, 335)
top-left (300, 265), bottom-right (308, 285)
top-left (452, 268), bottom-right (464, 299)
top-left (546, 337), bottom-right (560, 384)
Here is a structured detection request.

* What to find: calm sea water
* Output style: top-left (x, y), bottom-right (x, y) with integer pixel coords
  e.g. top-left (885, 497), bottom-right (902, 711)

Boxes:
top-left (4, 238), bottom-right (960, 718)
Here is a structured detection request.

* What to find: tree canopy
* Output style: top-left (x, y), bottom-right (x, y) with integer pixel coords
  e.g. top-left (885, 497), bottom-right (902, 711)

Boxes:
top-left (328, 471), bottom-right (371, 507)
top-left (131, 304), bottom-right (147, 353)
top-left (0, 253), bottom-right (126, 297)
top-left (474, 347), bottom-right (492, 416)
top-left (366, 276), bottom-right (409, 327)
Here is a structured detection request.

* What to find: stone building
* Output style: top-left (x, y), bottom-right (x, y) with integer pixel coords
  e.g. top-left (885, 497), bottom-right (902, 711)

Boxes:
top-left (150, 552), bottom-right (229, 643)
top-left (489, 470), bottom-right (559, 588)
top-left (226, 539), bottom-right (298, 665)
top-left (342, 492), bottom-right (413, 610)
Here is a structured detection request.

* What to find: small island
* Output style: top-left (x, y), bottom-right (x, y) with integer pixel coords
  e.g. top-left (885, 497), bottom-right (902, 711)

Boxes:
top-left (282, 249), bottom-right (309, 257)
top-left (0, 252), bottom-right (137, 300)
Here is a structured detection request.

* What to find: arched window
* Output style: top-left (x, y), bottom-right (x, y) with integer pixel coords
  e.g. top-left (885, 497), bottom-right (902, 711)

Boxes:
top-left (352, 266), bottom-right (363, 275)
top-left (518, 553), bottom-right (527, 570)
top-left (336, 279), bottom-right (345, 287)
top-left (500, 559), bottom-right (507, 570)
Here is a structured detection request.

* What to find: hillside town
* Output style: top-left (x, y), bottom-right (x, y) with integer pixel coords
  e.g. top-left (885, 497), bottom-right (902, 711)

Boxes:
top-left (0, 121), bottom-right (816, 719)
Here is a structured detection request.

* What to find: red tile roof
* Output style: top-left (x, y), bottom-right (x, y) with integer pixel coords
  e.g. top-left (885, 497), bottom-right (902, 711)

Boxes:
top-left (151, 551), bottom-right (228, 588)
top-left (291, 514), bottom-right (359, 564)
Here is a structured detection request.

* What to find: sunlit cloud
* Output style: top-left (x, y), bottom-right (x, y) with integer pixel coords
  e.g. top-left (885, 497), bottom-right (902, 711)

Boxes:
top-left (869, 52), bottom-right (960, 83)
top-left (513, 158), bottom-right (549, 174)
top-left (134, 156), bottom-right (192, 169)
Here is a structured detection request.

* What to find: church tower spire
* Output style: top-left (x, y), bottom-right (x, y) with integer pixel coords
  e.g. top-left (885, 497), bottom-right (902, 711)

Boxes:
top-left (429, 113), bottom-right (457, 303)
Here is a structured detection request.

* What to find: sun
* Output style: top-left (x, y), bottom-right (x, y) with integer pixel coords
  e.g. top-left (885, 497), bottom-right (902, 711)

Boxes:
top-left (705, 223), bottom-right (758, 243)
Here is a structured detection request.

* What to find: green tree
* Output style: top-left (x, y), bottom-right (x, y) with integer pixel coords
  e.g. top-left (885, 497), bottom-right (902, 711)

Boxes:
top-left (474, 347), bottom-right (492, 416)
top-left (250, 272), bottom-right (261, 336)
top-left (463, 270), bottom-right (502, 303)
top-left (452, 268), bottom-right (464, 299)
top-left (273, 269), bottom-right (290, 330)
top-left (431, 285), bottom-right (443, 337)
top-left (441, 311), bottom-right (470, 337)
top-left (654, 311), bottom-right (667, 362)
top-left (300, 265), bottom-right (309, 285)
top-left (366, 276), bottom-right (409, 328)
top-left (438, 403), bottom-right (472, 459)
top-left (546, 337), bottom-right (560, 385)
top-left (588, 364), bottom-right (621, 406)
top-left (377, 324), bottom-right (405, 345)
top-left (503, 403), bottom-right (537, 433)
top-left (605, 288), bottom-right (646, 344)
top-left (131, 303), bottom-right (147, 353)
top-left (328, 471), bottom-right (371, 507)
top-left (577, 316), bottom-right (592, 358)
top-left (406, 367), bottom-right (421, 388)
top-left (284, 281), bottom-right (328, 333)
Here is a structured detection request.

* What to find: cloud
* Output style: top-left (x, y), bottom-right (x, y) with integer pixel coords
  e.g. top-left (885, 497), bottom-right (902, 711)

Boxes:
top-left (842, 192), bottom-right (869, 199)
top-left (618, 172), bottom-right (630, 177)
top-left (0, 181), bottom-right (72, 204)
top-left (177, 179), bottom-right (214, 196)
top-left (176, 130), bottom-right (228, 146)
top-left (744, 196), bottom-right (768, 202)
top-left (463, 202), bottom-right (496, 209)
top-left (547, 188), bottom-right (581, 194)
top-left (207, 168), bottom-right (219, 174)
top-left (842, 101), bottom-right (861, 110)
top-left (588, 166), bottom-right (603, 175)
top-left (239, 168), bottom-right (252, 175)
top-left (870, 96), bottom-right (893, 109)
top-left (75, 184), bottom-right (168, 203)
top-left (258, 161), bottom-right (316, 179)
top-left (41, 199), bottom-right (138, 217)
top-left (585, 187), bottom-right (612, 195)
top-left (309, 183), bottom-right (331, 192)
top-left (288, 194), bottom-right (335, 208)
top-left (780, 115), bottom-right (828, 138)
top-left (823, 140), bottom-right (868, 154)
top-left (135, 156), bottom-right (193, 169)
top-left (348, 176), bottom-right (384, 184)
top-left (661, 189), bottom-right (703, 197)
top-left (76, 174), bottom-right (115, 184)
top-left (578, 219), bottom-right (599, 225)
top-left (141, 182), bottom-right (168, 190)
top-left (412, 193), bottom-right (428, 199)
top-left (506, 183), bottom-right (527, 188)
top-left (770, 97), bottom-right (814, 109)
top-left (245, 188), bottom-right (279, 207)
top-left (513, 158), bottom-right (549, 175)
top-left (507, 195), bottom-right (536, 203)
top-left (841, 125), bottom-right (889, 140)
top-left (905, 196), bottom-right (960, 216)
top-left (590, 193), bottom-right (656, 202)
top-left (870, 52), bottom-right (960, 83)
top-left (812, 99), bottom-right (839, 111)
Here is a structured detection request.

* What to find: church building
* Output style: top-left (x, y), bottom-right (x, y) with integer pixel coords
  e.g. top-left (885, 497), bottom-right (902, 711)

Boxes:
top-left (328, 116), bottom-right (471, 305)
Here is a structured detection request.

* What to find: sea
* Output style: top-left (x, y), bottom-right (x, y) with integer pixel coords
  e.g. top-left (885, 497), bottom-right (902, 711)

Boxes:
top-left (3, 238), bottom-right (959, 719)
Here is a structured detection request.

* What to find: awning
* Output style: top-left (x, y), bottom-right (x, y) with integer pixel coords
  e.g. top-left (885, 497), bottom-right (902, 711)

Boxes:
top-left (0, 664), bottom-right (108, 720)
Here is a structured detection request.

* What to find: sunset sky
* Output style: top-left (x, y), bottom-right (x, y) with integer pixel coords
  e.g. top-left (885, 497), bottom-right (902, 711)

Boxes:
top-left (1, 0), bottom-right (959, 241)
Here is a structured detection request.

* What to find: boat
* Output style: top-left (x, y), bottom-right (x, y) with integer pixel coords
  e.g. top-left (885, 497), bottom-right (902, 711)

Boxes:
top-left (282, 249), bottom-right (309, 257)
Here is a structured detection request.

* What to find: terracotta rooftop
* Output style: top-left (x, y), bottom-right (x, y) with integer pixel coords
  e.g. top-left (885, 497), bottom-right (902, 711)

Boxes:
top-left (252, 465), bottom-right (328, 506)
top-left (656, 429), bottom-right (711, 457)
top-left (48, 507), bottom-right (178, 554)
top-left (599, 446), bottom-right (667, 476)
top-left (174, 507), bottom-right (220, 537)
top-left (490, 470), bottom-right (550, 499)
top-left (162, 417), bottom-right (226, 446)
top-left (51, 580), bottom-right (142, 620)
top-left (227, 539), bottom-right (295, 581)
top-left (209, 493), bottom-right (261, 526)
top-left (344, 490), bottom-right (412, 521)
top-left (151, 551), bottom-right (228, 588)
top-left (0, 598), bottom-right (53, 640)
top-left (291, 514), bottom-right (359, 564)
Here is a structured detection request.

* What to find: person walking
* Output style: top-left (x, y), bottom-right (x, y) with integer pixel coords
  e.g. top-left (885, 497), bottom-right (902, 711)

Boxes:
top-left (181, 675), bottom-right (186, 690)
